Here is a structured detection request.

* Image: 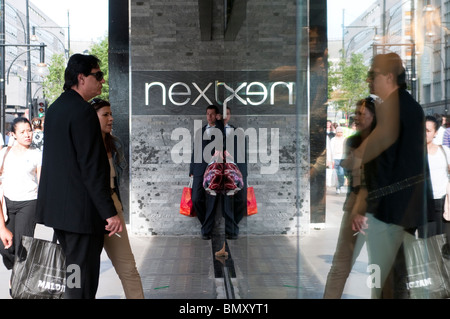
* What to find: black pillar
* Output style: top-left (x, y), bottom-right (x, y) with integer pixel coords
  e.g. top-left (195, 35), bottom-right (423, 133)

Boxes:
top-left (309, 0), bottom-right (328, 224)
top-left (109, 0), bottom-right (130, 222)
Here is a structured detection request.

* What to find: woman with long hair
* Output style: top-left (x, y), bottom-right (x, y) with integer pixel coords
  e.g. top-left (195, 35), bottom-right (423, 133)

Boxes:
top-left (323, 97), bottom-right (377, 298)
top-left (90, 98), bottom-right (144, 299)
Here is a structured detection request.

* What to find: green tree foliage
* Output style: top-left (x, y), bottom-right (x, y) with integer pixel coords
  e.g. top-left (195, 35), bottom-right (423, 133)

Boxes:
top-left (42, 53), bottom-right (65, 105)
top-left (41, 36), bottom-right (109, 105)
top-left (89, 36), bottom-right (109, 100)
top-left (328, 53), bottom-right (370, 121)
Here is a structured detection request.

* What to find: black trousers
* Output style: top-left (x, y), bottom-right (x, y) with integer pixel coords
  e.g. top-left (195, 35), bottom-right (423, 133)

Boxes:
top-left (0, 198), bottom-right (36, 270)
top-left (223, 184), bottom-right (247, 236)
top-left (192, 175), bottom-right (217, 236)
top-left (54, 229), bottom-right (104, 299)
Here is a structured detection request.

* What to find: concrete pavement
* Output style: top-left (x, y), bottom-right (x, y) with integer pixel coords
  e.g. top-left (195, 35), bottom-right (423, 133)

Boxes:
top-left (0, 186), bottom-right (370, 299)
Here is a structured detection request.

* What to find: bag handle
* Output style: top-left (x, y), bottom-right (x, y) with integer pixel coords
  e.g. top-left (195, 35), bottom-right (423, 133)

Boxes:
top-left (0, 146), bottom-right (12, 177)
top-left (0, 146), bottom-right (12, 187)
top-left (439, 145), bottom-right (450, 174)
top-left (52, 232), bottom-right (58, 244)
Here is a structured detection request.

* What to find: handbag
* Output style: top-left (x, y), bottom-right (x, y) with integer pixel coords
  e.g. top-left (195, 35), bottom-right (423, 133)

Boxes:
top-left (0, 146), bottom-right (11, 222)
top-left (180, 179), bottom-right (196, 217)
top-left (10, 234), bottom-right (66, 299)
top-left (247, 186), bottom-right (258, 216)
top-left (403, 232), bottom-right (450, 299)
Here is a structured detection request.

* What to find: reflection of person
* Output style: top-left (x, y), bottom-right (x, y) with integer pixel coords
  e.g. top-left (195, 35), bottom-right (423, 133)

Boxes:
top-left (223, 106), bottom-right (247, 239)
top-left (419, 115), bottom-right (450, 239)
top-left (349, 53), bottom-right (431, 298)
top-left (91, 98), bottom-right (145, 299)
top-left (329, 127), bottom-right (346, 194)
top-left (30, 117), bottom-right (44, 151)
top-left (0, 117), bottom-right (42, 272)
top-left (190, 105), bottom-right (223, 240)
top-left (309, 24), bottom-right (328, 223)
top-left (323, 97), bottom-right (376, 299)
top-left (36, 54), bottom-right (122, 299)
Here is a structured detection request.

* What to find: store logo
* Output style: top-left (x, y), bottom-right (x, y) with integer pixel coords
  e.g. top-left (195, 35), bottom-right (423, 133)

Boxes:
top-left (145, 80), bottom-right (295, 114)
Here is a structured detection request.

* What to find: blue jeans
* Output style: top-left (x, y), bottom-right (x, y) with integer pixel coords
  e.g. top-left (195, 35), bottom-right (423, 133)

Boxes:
top-left (334, 159), bottom-right (345, 189)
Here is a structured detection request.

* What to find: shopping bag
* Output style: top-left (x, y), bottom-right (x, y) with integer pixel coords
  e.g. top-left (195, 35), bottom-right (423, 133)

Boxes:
top-left (247, 186), bottom-right (258, 216)
top-left (403, 233), bottom-right (450, 299)
top-left (180, 181), bottom-right (196, 217)
top-left (10, 235), bottom-right (66, 299)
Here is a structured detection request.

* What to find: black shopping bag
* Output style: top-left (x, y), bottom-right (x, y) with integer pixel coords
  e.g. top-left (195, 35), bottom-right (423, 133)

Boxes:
top-left (403, 233), bottom-right (450, 299)
top-left (10, 235), bottom-right (66, 299)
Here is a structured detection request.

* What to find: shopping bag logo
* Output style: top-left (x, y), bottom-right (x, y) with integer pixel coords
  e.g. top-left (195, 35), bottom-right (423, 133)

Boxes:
top-left (33, 265), bottom-right (66, 294)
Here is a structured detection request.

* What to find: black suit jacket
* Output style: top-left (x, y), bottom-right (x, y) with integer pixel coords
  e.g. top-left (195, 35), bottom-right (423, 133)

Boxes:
top-left (36, 90), bottom-right (117, 234)
top-left (225, 123), bottom-right (248, 178)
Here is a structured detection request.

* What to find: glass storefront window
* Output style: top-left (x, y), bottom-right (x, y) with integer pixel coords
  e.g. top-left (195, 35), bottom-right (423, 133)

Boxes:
top-left (107, 0), bottom-right (450, 301)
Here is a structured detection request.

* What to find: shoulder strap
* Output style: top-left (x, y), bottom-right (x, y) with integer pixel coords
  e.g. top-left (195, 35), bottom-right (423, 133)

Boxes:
top-left (0, 146), bottom-right (12, 176)
top-left (440, 145), bottom-right (450, 173)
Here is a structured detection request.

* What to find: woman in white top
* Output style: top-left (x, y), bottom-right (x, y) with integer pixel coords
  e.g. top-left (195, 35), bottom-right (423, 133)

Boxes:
top-left (329, 126), bottom-right (347, 194)
top-left (0, 117), bottom-right (42, 270)
top-left (424, 115), bottom-right (450, 237)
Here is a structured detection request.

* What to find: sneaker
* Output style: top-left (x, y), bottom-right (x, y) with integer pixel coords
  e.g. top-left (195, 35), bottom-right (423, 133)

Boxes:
top-left (336, 188), bottom-right (340, 194)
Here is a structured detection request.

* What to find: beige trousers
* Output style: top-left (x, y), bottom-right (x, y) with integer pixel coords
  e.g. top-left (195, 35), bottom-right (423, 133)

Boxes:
top-left (103, 192), bottom-right (145, 299)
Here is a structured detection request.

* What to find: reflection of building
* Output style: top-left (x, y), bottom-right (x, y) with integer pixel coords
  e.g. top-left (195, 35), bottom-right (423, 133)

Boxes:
top-left (342, 0), bottom-right (450, 115)
top-left (4, 0), bottom-right (66, 117)
top-left (418, 0), bottom-right (449, 115)
top-left (343, 1), bottom-right (381, 64)
top-left (344, 0), bottom-right (414, 68)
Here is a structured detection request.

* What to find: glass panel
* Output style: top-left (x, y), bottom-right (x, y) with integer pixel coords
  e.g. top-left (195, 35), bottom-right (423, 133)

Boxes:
top-left (125, 0), bottom-right (443, 301)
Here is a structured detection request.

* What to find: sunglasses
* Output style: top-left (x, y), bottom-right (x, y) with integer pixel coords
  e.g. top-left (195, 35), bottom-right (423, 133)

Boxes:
top-left (88, 71), bottom-right (104, 81)
top-left (367, 70), bottom-right (384, 80)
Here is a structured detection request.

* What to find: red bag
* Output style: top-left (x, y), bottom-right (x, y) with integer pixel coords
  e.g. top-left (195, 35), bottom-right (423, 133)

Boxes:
top-left (180, 183), bottom-right (196, 217)
top-left (247, 186), bottom-right (258, 216)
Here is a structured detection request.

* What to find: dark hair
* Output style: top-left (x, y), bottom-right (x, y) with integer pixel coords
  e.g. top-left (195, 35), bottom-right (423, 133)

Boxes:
top-left (206, 104), bottom-right (219, 114)
top-left (63, 54), bottom-right (101, 91)
top-left (11, 117), bottom-right (31, 133)
top-left (90, 98), bottom-right (118, 157)
top-left (371, 53), bottom-right (407, 90)
top-left (355, 96), bottom-right (377, 131)
top-left (425, 115), bottom-right (440, 131)
top-left (31, 117), bottom-right (43, 130)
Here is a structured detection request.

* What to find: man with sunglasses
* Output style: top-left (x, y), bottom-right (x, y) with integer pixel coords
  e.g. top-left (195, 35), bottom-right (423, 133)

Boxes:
top-left (36, 54), bottom-right (122, 299)
top-left (346, 53), bottom-right (432, 298)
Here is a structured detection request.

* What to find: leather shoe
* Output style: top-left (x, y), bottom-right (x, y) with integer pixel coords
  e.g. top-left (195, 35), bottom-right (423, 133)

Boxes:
top-left (201, 234), bottom-right (211, 240)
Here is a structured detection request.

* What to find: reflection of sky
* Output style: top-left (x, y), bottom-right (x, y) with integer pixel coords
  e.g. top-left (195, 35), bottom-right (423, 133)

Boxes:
top-left (327, 0), bottom-right (377, 40)
top-left (30, 0), bottom-right (108, 42)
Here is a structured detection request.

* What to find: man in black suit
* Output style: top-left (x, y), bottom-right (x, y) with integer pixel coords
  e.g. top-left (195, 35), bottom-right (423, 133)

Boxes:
top-left (36, 54), bottom-right (122, 299)
top-left (190, 105), bottom-right (224, 239)
top-left (223, 106), bottom-right (247, 239)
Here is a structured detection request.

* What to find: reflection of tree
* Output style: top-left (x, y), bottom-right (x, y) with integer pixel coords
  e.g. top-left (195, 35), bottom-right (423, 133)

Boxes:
top-left (328, 53), bottom-right (370, 122)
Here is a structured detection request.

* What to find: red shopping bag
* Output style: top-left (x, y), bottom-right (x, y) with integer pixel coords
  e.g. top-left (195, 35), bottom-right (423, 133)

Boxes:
top-left (180, 185), bottom-right (196, 217)
top-left (247, 186), bottom-right (258, 216)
